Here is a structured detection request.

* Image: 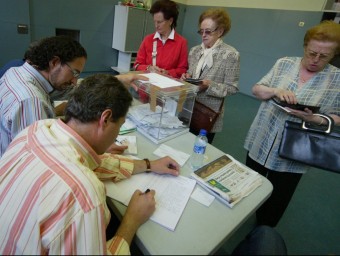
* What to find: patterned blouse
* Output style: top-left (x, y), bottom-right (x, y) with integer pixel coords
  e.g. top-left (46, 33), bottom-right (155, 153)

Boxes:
top-left (187, 41), bottom-right (240, 133)
top-left (244, 57), bottom-right (340, 173)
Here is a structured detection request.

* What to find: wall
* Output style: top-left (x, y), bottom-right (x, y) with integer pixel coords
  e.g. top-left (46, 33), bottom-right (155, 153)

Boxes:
top-left (0, 0), bottom-right (328, 83)
top-left (181, 6), bottom-right (323, 96)
top-left (29, 0), bottom-right (119, 72)
top-left (176, 0), bottom-right (327, 11)
top-left (0, 0), bottom-right (31, 65)
top-left (0, 0), bottom-right (187, 73)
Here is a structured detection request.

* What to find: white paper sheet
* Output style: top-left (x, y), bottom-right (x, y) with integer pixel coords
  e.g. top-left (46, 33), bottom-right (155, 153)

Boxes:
top-left (153, 144), bottom-right (190, 167)
top-left (138, 73), bottom-right (184, 88)
top-left (105, 173), bottom-right (196, 231)
top-left (116, 135), bottom-right (137, 155)
top-left (190, 187), bottom-right (215, 207)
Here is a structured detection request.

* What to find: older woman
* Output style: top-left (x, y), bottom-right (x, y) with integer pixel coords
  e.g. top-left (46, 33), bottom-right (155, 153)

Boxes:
top-left (133, 0), bottom-right (188, 78)
top-left (181, 8), bottom-right (240, 143)
top-left (244, 20), bottom-right (340, 227)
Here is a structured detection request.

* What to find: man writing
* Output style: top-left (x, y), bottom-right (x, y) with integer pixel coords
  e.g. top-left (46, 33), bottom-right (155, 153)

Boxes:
top-left (0, 74), bottom-right (180, 254)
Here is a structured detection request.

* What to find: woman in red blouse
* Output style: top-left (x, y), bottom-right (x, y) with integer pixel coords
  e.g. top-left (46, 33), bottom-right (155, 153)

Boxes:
top-left (133, 0), bottom-right (188, 78)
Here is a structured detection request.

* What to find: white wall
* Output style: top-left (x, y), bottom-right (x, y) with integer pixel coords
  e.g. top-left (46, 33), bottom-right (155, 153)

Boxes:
top-left (175, 0), bottom-right (327, 11)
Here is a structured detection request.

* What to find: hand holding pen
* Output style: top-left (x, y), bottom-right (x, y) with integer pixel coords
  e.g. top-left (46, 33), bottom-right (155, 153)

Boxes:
top-left (119, 189), bottom-right (156, 244)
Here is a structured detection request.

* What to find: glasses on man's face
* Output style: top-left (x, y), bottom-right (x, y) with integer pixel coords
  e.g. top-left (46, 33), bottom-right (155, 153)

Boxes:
top-left (64, 62), bottom-right (80, 78)
top-left (197, 28), bottom-right (217, 36)
top-left (305, 49), bottom-right (333, 62)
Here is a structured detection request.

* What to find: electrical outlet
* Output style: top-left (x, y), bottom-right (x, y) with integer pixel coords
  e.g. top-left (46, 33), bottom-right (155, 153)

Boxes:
top-left (17, 24), bottom-right (28, 34)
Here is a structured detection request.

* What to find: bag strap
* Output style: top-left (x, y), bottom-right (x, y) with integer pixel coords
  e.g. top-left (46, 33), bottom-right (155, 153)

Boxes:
top-left (152, 40), bottom-right (157, 66)
top-left (302, 113), bottom-right (334, 134)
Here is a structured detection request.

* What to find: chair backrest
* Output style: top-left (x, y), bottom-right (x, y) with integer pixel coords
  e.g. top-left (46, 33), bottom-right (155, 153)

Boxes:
top-left (0, 59), bottom-right (25, 78)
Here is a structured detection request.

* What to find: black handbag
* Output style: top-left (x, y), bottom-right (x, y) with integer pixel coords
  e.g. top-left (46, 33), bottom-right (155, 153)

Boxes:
top-left (279, 114), bottom-right (340, 173)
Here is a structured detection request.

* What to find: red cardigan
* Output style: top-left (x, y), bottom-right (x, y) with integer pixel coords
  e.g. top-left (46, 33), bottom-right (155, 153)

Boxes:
top-left (134, 32), bottom-right (188, 78)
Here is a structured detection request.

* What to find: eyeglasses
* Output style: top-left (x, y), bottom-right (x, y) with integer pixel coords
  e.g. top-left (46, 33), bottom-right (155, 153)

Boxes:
top-left (64, 62), bottom-right (81, 78)
top-left (197, 28), bottom-right (217, 36)
top-left (305, 49), bottom-right (333, 61)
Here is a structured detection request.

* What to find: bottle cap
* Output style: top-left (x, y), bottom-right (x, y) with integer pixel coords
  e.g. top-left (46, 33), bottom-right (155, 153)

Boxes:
top-left (199, 129), bottom-right (207, 136)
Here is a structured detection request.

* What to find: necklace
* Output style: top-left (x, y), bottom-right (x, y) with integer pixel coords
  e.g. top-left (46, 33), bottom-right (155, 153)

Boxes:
top-left (299, 75), bottom-right (308, 83)
top-left (299, 71), bottom-right (316, 84)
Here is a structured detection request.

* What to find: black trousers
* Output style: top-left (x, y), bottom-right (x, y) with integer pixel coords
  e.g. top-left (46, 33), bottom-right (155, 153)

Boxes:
top-left (246, 154), bottom-right (302, 227)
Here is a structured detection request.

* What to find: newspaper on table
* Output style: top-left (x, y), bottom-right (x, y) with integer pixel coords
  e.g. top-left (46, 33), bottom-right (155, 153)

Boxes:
top-left (190, 154), bottom-right (262, 208)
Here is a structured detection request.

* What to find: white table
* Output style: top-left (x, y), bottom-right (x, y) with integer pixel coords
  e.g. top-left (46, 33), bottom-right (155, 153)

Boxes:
top-left (107, 130), bottom-right (273, 255)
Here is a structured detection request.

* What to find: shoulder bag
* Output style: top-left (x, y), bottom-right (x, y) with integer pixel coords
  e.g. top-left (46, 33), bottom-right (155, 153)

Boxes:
top-left (279, 114), bottom-right (340, 173)
top-left (190, 98), bottom-right (224, 134)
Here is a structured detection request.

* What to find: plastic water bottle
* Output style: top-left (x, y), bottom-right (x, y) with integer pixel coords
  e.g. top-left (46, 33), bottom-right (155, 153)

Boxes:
top-left (190, 129), bottom-right (208, 170)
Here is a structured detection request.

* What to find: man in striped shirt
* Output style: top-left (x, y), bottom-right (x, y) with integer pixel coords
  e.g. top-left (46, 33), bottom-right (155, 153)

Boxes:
top-left (0, 36), bottom-right (147, 158)
top-left (0, 73), bottom-right (180, 255)
top-left (0, 35), bottom-right (87, 158)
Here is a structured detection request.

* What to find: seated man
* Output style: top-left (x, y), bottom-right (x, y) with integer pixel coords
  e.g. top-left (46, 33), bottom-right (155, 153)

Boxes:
top-left (0, 73), bottom-right (180, 255)
top-left (0, 35), bottom-right (87, 157)
top-left (0, 35), bottom-right (145, 157)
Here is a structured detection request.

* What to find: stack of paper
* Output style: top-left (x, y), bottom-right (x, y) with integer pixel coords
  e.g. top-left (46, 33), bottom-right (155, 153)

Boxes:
top-left (127, 103), bottom-right (187, 143)
top-left (119, 118), bottom-right (137, 135)
top-left (138, 73), bottom-right (184, 88)
top-left (116, 135), bottom-right (137, 155)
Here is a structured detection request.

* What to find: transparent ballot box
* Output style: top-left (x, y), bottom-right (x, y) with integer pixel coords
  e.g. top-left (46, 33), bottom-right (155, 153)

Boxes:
top-left (127, 72), bottom-right (197, 144)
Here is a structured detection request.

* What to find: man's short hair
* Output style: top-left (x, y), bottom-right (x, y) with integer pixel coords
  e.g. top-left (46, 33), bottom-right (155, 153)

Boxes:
top-left (27, 35), bottom-right (87, 70)
top-left (64, 74), bottom-right (132, 123)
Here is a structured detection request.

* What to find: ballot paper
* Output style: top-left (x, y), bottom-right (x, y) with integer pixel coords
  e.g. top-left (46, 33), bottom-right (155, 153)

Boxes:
top-left (138, 73), bottom-right (184, 88)
top-left (105, 173), bottom-right (196, 231)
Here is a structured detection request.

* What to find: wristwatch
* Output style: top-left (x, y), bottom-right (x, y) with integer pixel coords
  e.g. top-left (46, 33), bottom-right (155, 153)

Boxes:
top-left (144, 158), bottom-right (151, 173)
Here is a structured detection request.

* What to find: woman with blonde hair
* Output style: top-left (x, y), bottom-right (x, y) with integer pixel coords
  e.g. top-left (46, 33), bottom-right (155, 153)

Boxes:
top-left (244, 20), bottom-right (340, 227)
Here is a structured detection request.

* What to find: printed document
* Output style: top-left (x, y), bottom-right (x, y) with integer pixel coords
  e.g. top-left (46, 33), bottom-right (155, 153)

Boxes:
top-left (105, 173), bottom-right (196, 231)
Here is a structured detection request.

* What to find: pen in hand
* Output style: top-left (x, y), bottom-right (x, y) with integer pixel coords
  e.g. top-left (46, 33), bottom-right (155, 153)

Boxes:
top-left (144, 188), bottom-right (150, 194)
top-left (168, 164), bottom-right (176, 169)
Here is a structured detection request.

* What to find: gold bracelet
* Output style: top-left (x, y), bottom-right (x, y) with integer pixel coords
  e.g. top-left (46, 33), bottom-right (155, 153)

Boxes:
top-left (318, 116), bottom-right (324, 125)
top-left (143, 158), bottom-right (151, 173)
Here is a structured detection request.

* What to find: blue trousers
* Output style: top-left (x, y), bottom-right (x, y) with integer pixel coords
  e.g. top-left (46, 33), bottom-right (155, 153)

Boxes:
top-left (232, 225), bottom-right (287, 255)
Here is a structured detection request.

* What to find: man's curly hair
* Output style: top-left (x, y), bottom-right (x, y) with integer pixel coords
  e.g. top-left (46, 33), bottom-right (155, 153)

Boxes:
top-left (26, 35), bottom-right (87, 70)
